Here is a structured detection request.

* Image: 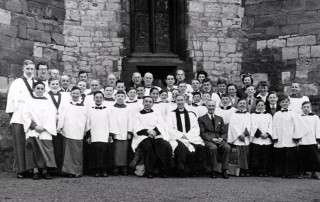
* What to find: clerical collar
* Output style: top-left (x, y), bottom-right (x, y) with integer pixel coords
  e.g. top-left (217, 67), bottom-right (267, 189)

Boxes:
top-left (140, 109), bottom-right (154, 114)
top-left (290, 94), bottom-right (303, 98)
top-left (302, 113), bottom-right (314, 116)
top-left (281, 108), bottom-right (289, 112)
top-left (236, 109), bottom-right (247, 113)
top-left (220, 105), bottom-right (232, 110)
top-left (114, 103), bottom-right (126, 108)
top-left (178, 109), bottom-right (186, 114)
top-left (104, 97), bottom-right (115, 101)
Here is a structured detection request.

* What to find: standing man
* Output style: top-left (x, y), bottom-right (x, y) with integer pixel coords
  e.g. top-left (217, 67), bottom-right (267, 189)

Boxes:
top-left (143, 72), bottom-right (161, 96)
top-left (130, 72), bottom-right (143, 88)
top-left (78, 71), bottom-right (90, 94)
top-left (50, 69), bottom-right (60, 79)
top-left (106, 73), bottom-right (117, 89)
top-left (175, 70), bottom-right (193, 93)
top-left (198, 100), bottom-right (230, 179)
top-left (6, 60), bottom-right (36, 178)
top-left (36, 61), bottom-right (50, 91)
top-left (59, 75), bottom-right (71, 92)
top-left (165, 73), bottom-right (176, 101)
top-left (201, 78), bottom-right (221, 107)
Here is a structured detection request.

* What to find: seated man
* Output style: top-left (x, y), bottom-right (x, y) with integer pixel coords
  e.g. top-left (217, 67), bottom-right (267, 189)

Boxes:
top-left (198, 100), bottom-right (230, 179)
top-left (132, 96), bottom-right (173, 178)
top-left (166, 94), bottom-right (206, 176)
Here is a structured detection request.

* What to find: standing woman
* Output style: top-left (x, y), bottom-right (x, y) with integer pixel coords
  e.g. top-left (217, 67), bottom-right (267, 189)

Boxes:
top-left (6, 60), bottom-right (37, 178)
top-left (237, 73), bottom-right (254, 98)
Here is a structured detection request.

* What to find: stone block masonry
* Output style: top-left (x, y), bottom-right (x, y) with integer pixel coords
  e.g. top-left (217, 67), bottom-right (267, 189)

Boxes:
top-left (243, 0), bottom-right (320, 112)
top-left (188, 0), bottom-right (245, 84)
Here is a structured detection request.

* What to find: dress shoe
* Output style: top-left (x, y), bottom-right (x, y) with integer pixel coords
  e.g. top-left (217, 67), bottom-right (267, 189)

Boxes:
top-left (43, 173), bottom-right (52, 180)
top-left (210, 172), bottom-right (217, 179)
top-left (122, 172), bottom-right (128, 176)
top-left (146, 173), bottom-right (153, 178)
top-left (95, 173), bottom-right (100, 177)
top-left (222, 172), bottom-right (229, 179)
top-left (32, 173), bottom-right (40, 180)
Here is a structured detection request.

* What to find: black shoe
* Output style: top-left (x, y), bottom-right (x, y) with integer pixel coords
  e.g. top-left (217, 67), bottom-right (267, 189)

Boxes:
top-left (210, 172), bottom-right (217, 179)
top-left (95, 173), bottom-right (100, 177)
top-left (32, 173), bottom-right (40, 180)
top-left (43, 173), bottom-right (52, 180)
top-left (222, 172), bottom-right (229, 179)
top-left (113, 172), bottom-right (118, 176)
top-left (122, 172), bottom-right (128, 176)
top-left (146, 173), bottom-right (153, 178)
top-left (17, 172), bottom-right (25, 179)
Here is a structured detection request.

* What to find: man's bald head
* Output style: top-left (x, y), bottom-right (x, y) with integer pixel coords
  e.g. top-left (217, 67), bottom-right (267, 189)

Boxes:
top-left (60, 75), bottom-right (70, 89)
top-left (143, 72), bottom-right (154, 86)
top-left (90, 79), bottom-right (100, 92)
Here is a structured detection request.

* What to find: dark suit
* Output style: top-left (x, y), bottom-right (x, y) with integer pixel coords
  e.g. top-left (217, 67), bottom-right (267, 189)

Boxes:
top-left (265, 103), bottom-right (281, 116)
top-left (198, 114), bottom-right (230, 172)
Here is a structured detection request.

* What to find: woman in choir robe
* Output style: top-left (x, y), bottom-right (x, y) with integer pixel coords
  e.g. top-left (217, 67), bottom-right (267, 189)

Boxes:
top-left (250, 100), bottom-right (273, 177)
top-left (23, 81), bottom-right (57, 180)
top-left (289, 82), bottom-right (309, 115)
top-left (58, 86), bottom-right (87, 177)
top-left (45, 78), bottom-right (70, 174)
top-left (272, 95), bottom-right (305, 178)
top-left (6, 60), bottom-right (36, 178)
top-left (214, 94), bottom-right (237, 127)
top-left (86, 91), bottom-right (113, 177)
top-left (228, 99), bottom-right (251, 177)
top-left (166, 94), bottom-right (206, 176)
top-left (294, 101), bottom-right (320, 180)
top-left (109, 90), bottom-right (133, 176)
top-left (133, 96), bottom-right (173, 178)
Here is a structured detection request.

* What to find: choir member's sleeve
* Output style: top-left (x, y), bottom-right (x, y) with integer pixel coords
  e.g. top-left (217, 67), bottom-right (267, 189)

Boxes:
top-left (42, 103), bottom-right (57, 136)
top-left (86, 108), bottom-right (92, 132)
top-left (272, 112), bottom-right (279, 141)
top-left (5, 79), bottom-right (19, 114)
top-left (315, 116), bottom-right (320, 142)
top-left (134, 113), bottom-right (146, 136)
top-left (127, 108), bottom-right (134, 133)
top-left (266, 114), bottom-right (273, 138)
top-left (292, 111), bottom-right (307, 139)
top-left (250, 114), bottom-right (258, 139)
top-left (23, 99), bottom-right (32, 132)
top-left (57, 104), bottom-right (66, 132)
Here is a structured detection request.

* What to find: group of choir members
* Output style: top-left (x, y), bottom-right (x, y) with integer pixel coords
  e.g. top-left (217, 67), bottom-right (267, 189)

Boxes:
top-left (5, 60), bottom-right (320, 180)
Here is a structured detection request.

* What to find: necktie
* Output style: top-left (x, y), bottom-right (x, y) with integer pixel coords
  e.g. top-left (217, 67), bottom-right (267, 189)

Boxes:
top-left (271, 105), bottom-right (275, 110)
top-left (248, 100), bottom-right (252, 105)
top-left (211, 114), bottom-right (215, 129)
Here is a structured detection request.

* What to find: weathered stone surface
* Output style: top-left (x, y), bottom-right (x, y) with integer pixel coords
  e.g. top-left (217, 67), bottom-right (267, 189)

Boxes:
top-left (298, 46), bottom-right (311, 58)
top-left (287, 35), bottom-right (316, 47)
top-left (311, 45), bottom-right (320, 58)
top-left (295, 70), bottom-right (309, 83)
top-left (282, 47), bottom-right (298, 60)
top-left (0, 8), bottom-right (11, 25)
top-left (282, 72), bottom-right (291, 84)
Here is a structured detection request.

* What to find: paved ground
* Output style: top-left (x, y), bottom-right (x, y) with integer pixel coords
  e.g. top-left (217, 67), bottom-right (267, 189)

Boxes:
top-left (0, 172), bottom-right (319, 202)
